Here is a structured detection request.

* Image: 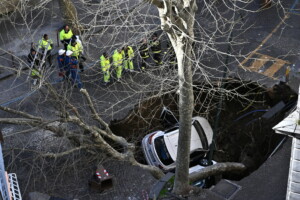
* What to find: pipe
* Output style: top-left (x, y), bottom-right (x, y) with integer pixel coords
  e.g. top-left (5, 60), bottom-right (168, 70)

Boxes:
top-left (234, 109), bottom-right (268, 122)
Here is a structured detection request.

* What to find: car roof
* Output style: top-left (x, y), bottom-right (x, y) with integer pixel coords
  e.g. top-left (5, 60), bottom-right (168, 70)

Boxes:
top-left (163, 122), bottom-right (203, 161)
top-left (192, 116), bottom-right (213, 145)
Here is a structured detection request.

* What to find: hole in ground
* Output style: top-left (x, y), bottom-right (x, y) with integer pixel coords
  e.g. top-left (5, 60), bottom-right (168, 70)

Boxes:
top-left (110, 79), bottom-right (297, 180)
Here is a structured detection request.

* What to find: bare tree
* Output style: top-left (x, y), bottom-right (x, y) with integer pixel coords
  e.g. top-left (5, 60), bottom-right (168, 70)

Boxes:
top-left (0, 0), bottom-right (287, 198)
top-left (58, 0), bottom-right (83, 34)
top-left (149, 0), bottom-right (197, 194)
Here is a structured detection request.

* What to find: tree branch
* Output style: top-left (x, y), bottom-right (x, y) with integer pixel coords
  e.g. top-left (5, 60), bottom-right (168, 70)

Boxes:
top-left (66, 115), bottom-right (126, 158)
top-left (80, 89), bottom-right (113, 134)
top-left (0, 106), bottom-right (42, 121)
top-left (189, 162), bottom-right (246, 183)
top-left (146, 0), bottom-right (164, 8)
top-left (79, 89), bottom-right (131, 148)
top-left (0, 118), bottom-right (41, 125)
top-left (42, 145), bottom-right (91, 158)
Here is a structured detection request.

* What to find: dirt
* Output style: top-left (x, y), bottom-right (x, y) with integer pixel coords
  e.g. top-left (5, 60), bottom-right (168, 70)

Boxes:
top-left (110, 79), bottom-right (297, 179)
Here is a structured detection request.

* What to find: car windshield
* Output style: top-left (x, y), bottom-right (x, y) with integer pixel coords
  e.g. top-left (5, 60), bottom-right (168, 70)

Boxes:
top-left (154, 136), bottom-right (174, 166)
top-left (193, 120), bottom-right (208, 150)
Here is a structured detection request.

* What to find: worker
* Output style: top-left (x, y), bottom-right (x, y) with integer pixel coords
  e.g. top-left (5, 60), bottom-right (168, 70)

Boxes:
top-left (150, 33), bottom-right (162, 65)
top-left (112, 48), bottom-right (124, 81)
top-left (69, 55), bottom-right (83, 89)
top-left (38, 34), bottom-right (53, 67)
top-left (70, 35), bottom-right (86, 72)
top-left (64, 50), bottom-right (73, 81)
top-left (57, 49), bottom-right (66, 79)
top-left (122, 45), bottom-right (134, 72)
top-left (70, 35), bottom-right (83, 53)
top-left (139, 38), bottom-right (150, 70)
top-left (100, 52), bottom-right (111, 85)
top-left (31, 66), bottom-right (41, 86)
top-left (27, 48), bottom-right (40, 68)
top-left (28, 48), bottom-right (41, 86)
top-left (59, 25), bottom-right (73, 50)
top-left (165, 41), bottom-right (177, 68)
top-left (67, 40), bottom-right (80, 58)
top-left (67, 40), bottom-right (85, 72)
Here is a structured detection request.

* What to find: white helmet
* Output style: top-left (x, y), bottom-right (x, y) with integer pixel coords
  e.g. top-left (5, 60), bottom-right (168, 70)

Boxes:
top-left (58, 49), bottom-right (66, 55)
top-left (66, 50), bottom-right (73, 56)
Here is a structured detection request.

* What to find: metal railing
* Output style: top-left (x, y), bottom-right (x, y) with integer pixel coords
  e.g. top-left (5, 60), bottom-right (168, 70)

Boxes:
top-left (0, 144), bottom-right (10, 200)
top-left (0, 144), bottom-right (22, 200)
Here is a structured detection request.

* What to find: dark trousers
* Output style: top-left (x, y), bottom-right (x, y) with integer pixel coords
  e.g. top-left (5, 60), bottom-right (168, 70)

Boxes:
top-left (153, 53), bottom-right (161, 65)
top-left (63, 39), bottom-right (71, 50)
top-left (40, 50), bottom-right (52, 67)
top-left (79, 55), bottom-right (86, 71)
top-left (64, 68), bottom-right (71, 80)
top-left (46, 51), bottom-right (52, 66)
top-left (70, 68), bottom-right (82, 89)
top-left (141, 57), bottom-right (149, 70)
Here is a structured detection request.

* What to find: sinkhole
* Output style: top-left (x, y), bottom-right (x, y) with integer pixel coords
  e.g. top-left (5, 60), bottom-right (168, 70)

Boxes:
top-left (110, 79), bottom-right (297, 180)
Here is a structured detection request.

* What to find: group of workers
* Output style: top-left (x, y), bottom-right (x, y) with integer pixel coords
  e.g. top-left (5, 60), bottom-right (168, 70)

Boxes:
top-left (100, 32), bottom-right (173, 85)
top-left (27, 25), bottom-right (85, 88)
top-left (27, 24), bottom-right (176, 89)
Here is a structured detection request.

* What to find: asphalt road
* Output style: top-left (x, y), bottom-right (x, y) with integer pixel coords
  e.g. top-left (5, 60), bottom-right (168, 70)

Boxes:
top-left (0, 0), bottom-right (299, 199)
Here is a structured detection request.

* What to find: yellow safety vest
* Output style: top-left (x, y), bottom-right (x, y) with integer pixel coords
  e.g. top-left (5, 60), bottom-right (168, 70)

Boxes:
top-left (39, 38), bottom-right (53, 50)
top-left (100, 55), bottom-right (111, 71)
top-left (31, 68), bottom-right (41, 77)
top-left (112, 50), bottom-right (123, 67)
top-left (122, 46), bottom-right (134, 59)
top-left (59, 29), bottom-right (73, 41)
top-left (67, 43), bottom-right (81, 58)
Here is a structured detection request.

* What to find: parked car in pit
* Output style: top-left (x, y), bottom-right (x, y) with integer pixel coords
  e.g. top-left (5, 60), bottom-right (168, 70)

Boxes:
top-left (190, 159), bottom-right (217, 187)
top-left (142, 116), bottom-right (213, 171)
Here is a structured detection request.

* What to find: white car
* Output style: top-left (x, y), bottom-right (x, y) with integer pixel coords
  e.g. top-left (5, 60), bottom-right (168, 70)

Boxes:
top-left (142, 116), bottom-right (213, 171)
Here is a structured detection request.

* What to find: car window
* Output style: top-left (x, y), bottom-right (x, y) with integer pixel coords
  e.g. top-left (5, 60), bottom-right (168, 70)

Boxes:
top-left (165, 125), bottom-right (179, 133)
top-left (154, 136), bottom-right (174, 166)
top-left (193, 120), bottom-right (209, 150)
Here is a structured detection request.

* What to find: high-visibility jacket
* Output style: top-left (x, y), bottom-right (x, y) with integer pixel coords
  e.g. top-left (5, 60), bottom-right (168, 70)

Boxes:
top-left (39, 38), bottom-right (53, 51)
top-left (112, 50), bottom-right (123, 67)
top-left (69, 36), bottom-right (84, 53)
top-left (59, 29), bottom-right (73, 41)
top-left (67, 43), bottom-right (82, 58)
top-left (122, 46), bottom-right (134, 60)
top-left (31, 68), bottom-right (41, 77)
top-left (100, 55), bottom-right (111, 71)
top-left (150, 39), bottom-right (161, 53)
top-left (139, 43), bottom-right (149, 58)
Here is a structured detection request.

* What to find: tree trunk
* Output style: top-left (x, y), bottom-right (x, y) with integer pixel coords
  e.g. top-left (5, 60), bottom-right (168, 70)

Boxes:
top-left (172, 38), bottom-right (194, 194)
top-left (153, 0), bottom-right (197, 195)
top-left (0, 0), bottom-right (19, 15)
top-left (58, 0), bottom-right (82, 34)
